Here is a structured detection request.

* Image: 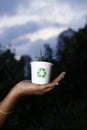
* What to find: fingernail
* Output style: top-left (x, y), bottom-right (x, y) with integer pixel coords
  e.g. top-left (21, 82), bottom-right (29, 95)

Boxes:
top-left (56, 82), bottom-right (59, 86)
top-left (63, 72), bottom-right (66, 75)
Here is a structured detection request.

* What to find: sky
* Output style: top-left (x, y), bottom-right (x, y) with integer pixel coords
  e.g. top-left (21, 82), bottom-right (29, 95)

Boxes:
top-left (0, 0), bottom-right (87, 59)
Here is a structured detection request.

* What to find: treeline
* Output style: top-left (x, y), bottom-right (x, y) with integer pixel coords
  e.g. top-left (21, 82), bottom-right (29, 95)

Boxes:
top-left (1, 25), bottom-right (87, 129)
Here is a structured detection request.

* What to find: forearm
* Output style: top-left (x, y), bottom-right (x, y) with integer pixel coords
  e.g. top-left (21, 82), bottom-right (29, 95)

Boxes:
top-left (0, 86), bottom-right (21, 127)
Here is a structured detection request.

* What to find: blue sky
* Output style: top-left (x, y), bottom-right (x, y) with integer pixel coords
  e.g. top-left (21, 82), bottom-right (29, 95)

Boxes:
top-left (0, 0), bottom-right (87, 59)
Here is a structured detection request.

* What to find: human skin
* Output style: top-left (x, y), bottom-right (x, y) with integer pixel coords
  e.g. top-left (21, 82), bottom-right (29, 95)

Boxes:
top-left (0, 72), bottom-right (66, 127)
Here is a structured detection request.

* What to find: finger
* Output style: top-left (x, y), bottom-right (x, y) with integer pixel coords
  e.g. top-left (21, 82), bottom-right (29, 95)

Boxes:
top-left (31, 72), bottom-right (66, 92)
top-left (38, 83), bottom-right (58, 93)
top-left (33, 87), bottom-right (53, 95)
top-left (38, 81), bottom-right (59, 92)
top-left (43, 72), bottom-right (66, 89)
top-left (46, 81), bottom-right (59, 88)
top-left (54, 72), bottom-right (66, 82)
top-left (28, 72), bottom-right (66, 94)
top-left (25, 81), bottom-right (59, 95)
top-left (41, 86), bottom-right (54, 93)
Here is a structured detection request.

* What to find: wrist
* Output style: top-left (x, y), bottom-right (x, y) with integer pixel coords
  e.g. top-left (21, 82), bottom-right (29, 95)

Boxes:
top-left (0, 85), bottom-right (21, 115)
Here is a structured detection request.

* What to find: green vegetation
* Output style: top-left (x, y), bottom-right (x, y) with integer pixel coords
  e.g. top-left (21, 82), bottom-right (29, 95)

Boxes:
top-left (34, 48), bottom-right (43, 61)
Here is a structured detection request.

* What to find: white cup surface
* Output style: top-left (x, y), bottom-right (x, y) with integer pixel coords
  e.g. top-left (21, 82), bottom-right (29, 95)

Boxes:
top-left (31, 61), bottom-right (53, 84)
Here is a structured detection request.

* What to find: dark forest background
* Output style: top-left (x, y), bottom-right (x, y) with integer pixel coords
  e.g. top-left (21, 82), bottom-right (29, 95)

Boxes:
top-left (0, 24), bottom-right (87, 129)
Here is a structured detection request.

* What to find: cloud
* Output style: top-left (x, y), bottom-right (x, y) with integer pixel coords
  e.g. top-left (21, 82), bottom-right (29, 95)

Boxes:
top-left (25, 35), bottom-right (59, 59)
top-left (23, 38), bottom-right (49, 59)
top-left (0, 21), bottom-right (39, 43)
top-left (14, 30), bottom-right (65, 58)
top-left (0, 0), bottom-right (87, 58)
top-left (0, 18), bottom-right (66, 44)
top-left (0, 0), bottom-right (29, 16)
top-left (11, 26), bottom-right (66, 57)
top-left (28, 27), bottom-right (67, 42)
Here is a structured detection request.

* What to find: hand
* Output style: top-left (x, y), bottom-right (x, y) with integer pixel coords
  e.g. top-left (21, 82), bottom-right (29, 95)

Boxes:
top-left (15, 72), bottom-right (66, 96)
top-left (0, 72), bottom-right (66, 127)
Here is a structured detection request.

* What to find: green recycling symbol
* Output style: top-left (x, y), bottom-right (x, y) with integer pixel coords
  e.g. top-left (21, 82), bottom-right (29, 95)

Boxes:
top-left (37, 68), bottom-right (47, 78)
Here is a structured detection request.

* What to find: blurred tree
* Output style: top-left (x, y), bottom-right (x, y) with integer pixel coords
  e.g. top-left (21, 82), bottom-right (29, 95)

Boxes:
top-left (55, 25), bottom-right (87, 102)
top-left (43, 44), bottom-right (53, 62)
top-left (0, 45), bottom-right (31, 100)
top-left (56, 27), bottom-right (87, 74)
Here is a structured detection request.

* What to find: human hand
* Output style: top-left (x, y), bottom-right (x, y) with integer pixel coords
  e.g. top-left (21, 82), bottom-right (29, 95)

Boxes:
top-left (14, 72), bottom-right (66, 96)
